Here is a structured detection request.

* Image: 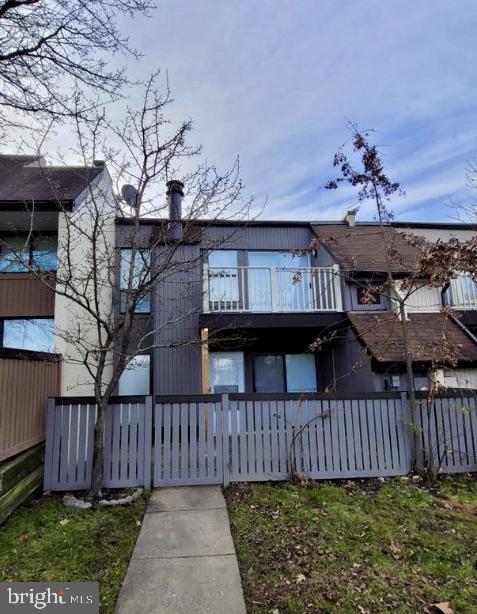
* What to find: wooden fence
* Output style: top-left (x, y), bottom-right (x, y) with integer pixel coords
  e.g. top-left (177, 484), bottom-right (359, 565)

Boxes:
top-left (44, 397), bottom-right (152, 491)
top-left (0, 351), bottom-right (61, 462)
top-left (44, 391), bottom-right (477, 491)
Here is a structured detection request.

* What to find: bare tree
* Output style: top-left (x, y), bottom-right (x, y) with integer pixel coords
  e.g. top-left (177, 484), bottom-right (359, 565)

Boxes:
top-left (0, 0), bottom-right (152, 133)
top-left (311, 126), bottom-right (476, 475)
top-left (6, 73), bottom-right (254, 499)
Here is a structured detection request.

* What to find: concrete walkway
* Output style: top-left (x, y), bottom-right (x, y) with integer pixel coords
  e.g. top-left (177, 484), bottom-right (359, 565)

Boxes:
top-left (116, 486), bottom-right (246, 614)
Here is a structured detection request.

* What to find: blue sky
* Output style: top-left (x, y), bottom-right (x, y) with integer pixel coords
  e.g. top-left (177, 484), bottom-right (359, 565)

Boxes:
top-left (69, 2), bottom-right (477, 222)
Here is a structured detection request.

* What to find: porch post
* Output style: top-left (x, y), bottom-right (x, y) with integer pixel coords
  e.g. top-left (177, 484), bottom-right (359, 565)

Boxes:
top-left (201, 328), bottom-right (209, 394)
top-left (332, 264), bottom-right (343, 311)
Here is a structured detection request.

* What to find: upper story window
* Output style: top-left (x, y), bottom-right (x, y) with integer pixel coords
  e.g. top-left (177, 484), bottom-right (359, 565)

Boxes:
top-left (247, 251), bottom-right (309, 268)
top-left (351, 283), bottom-right (386, 311)
top-left (0, 235), bottom-right (57, 272)
top-left (120, 249), bottom-right (151, 313)
top-left (1, 318), bottom-right (55, 352)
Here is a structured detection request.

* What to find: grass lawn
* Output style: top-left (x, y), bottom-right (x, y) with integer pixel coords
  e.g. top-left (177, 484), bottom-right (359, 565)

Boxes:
top-left (226, 475), bottom-right (477, 613)
top-left (0, 492), bottom-right (147, 613)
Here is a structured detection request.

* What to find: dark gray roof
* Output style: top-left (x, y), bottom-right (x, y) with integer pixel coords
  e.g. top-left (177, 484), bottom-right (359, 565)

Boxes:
top-left (0, 154), bottom-right (103, 204)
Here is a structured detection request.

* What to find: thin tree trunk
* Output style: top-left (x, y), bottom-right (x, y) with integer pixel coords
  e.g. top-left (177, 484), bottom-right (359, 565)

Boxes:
top-left (89, 399), bottom-right (107, 499)
top-left (398, 301), bottom-right (421, 468)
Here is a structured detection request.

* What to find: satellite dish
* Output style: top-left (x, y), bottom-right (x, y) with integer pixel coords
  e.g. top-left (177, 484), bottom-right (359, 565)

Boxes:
top-left (121, 184), bottom-right (139, 209)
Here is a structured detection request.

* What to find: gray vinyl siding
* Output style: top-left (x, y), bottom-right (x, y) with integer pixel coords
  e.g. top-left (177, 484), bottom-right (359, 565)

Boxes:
top-left (153, 244), bottom-right (202, 395)
top-left (201, 224), bottom-right (312, 251)
top-left (116, 222), bottom-right (316, 395)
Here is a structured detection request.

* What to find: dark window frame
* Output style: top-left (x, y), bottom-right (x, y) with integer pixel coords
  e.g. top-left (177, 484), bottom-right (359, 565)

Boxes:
top-left (0, 231), bottom-right (58, 273)
top-left (0, 316), bottom-right (55, 352)
top-left (117, 352), bottom-right (152, 395)
top-left (251, 352), bottom-right (318, 393)
top-left (119, 247), bottom-right (152, 314)
top-left (351, 282), bottom-right (386, 311)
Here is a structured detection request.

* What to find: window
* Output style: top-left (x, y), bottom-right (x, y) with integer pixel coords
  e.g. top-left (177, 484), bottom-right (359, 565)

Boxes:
top-left (253, 353), bottom-right (317, 393)
top-left (285, 354), bottom-right (318, 392)
top-left (208, 250), bottom-right (239, 304)
top-left (120, 249), bottom-right (151, 313)
top-left (352, 283), bottom-right (385, 311)
top-left (118, 355), bottom-right (151, 395)
top-left (32, 236), bottom-right (58, 271)
top-left (209, 352), bottom-right (244, 393)
top-left (0, 235), bottom-right (57, 272)
top-left (254, 355), bottom-right (286, 393)
top-left (0, 237), bottom-right (29, 272)
top-left (2, 318), bottom-right (54, 352)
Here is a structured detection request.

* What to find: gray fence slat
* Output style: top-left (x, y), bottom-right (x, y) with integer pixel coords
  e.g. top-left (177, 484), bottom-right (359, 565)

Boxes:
top-left (316, 400), bottom-right (327, 473)
top-left (76, 404), bottom-right (87, 486)
top-left (163, 403), bottom-right (172, 481)
top-left (358, 399), bottom-right (370, 473)
top-left (255, 401), bottom-right (265, 477)
top-left (198, 403), bottom-right (207, 479)
top-left (58, 404), bottom-right (71, 487)
top-left (189, 398), bottom-right (198, 480)
top-left (43, 399), bottom-right (56, 491)
top-left (276, 401), bottom-right (287, 475)
top-left (387, 398), bottom-right (398, 471)
top-left (143, 397), bottom-right (152, 489)
top-left (380, 400), bottom-right (392, 472)
top-left (262, 400), bottom-right (272, 477)
top-left (180, 403), bottom-right (189, 481)
top-left (467, 398), bottom-right (477, 465)
top-left (307, 401), bottom-right (319, 475)
top-left (68, 403), bottom-right (80, 485)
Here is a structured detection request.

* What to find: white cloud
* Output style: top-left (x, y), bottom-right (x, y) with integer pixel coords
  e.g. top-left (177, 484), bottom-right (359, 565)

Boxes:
top-left (30, 0), bottom-right (477, 222)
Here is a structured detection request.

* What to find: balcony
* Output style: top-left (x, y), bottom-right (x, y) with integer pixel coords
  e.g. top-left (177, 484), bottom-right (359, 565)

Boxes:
top-left (202, 265), bottom-right (343, 313)
top-left (445, 274), bottom-right (477, 310)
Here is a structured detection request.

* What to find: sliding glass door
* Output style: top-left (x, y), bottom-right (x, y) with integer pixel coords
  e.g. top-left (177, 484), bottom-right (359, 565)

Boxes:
top-left (247, 252), bottom-right (310, 311)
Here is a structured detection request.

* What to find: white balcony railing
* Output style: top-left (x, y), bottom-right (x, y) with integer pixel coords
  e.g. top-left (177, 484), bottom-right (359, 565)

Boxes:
top-left (202, 265), bottom-right (343, 313)
top-left (445, 274), bottom-right (477, 310)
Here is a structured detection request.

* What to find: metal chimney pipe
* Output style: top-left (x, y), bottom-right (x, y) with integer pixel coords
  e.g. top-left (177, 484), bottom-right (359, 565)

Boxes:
top-left (167, 179), bottom-right (184, 241)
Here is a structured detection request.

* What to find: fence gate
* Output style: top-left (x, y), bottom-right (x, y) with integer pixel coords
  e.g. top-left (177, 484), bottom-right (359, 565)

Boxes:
top-left (154, 397), bottom-right (224, 486)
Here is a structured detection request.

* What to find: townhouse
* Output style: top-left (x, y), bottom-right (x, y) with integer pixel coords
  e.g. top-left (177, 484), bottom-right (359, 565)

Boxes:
top-left (1, 154), bottom-right (477, 464)
top-left (116, 186), bottom-right (477, 397)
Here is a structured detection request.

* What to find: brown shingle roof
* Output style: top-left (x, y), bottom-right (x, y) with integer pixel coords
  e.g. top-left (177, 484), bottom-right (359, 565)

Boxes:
top-left (0, 154), bottom-right (103, 203)
top-left (349, 312), bottom-right (477, 364)
top-left (311, 223), bottom-right (423, 273)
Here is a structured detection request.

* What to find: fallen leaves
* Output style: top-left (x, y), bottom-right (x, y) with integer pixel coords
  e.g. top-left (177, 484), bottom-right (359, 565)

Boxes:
top-left (431, 603), bottom-right (454, 614)
top-left (16, 534), bottom-right (28, 543)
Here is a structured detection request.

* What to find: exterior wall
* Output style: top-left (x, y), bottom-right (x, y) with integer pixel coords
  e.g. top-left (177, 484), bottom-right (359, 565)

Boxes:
top-left (394, 280), bottom-right (442, 313)
top-left (0, 274), bottom-right (55, 317)
top-left (435, 367), bottom-right (477, 389)
top-left (54, 171), bottom-right (115, 395)
top-left (201, 223), bottom-right (312, 251)
top-left (321, 328), bottom-right (379, 393)
top-left (115, 222), bottom-right (316, 396)
top-left (154, 244), bottom-right (202, 395)
top-left (0, 352), bottom-right (61, 461)
top-left (401, 227), bottom-right (476, 243)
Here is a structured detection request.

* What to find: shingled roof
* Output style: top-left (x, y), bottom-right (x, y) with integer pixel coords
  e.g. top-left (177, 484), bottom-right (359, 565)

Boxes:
top-left (349, 312), bottom-right (477, 365)
top-left (311, 223), bottom-right (423, 274)
top-left (0, 154), bottom-right (103, 205)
